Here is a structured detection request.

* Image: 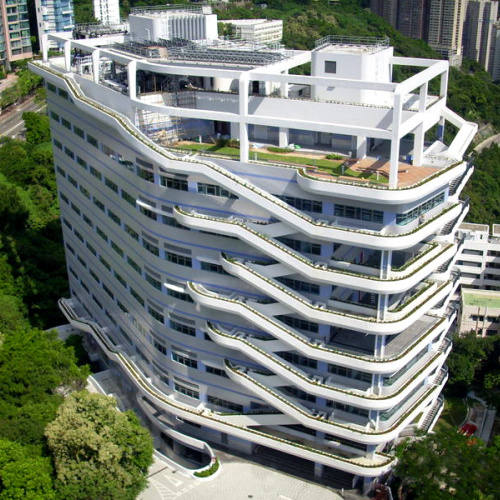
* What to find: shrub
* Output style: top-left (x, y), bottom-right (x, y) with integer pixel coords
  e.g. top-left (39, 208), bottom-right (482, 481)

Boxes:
top-left (267, 147), bottom-right (290, 153)
top-left (326, 154), bottom-right (343, 160)
top-left (194, 458), bottom-right (220, 478)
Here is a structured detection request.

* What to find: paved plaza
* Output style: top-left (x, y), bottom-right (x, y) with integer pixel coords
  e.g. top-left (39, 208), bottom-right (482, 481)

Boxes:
top-left (139, 451), bottom-right (344, 500)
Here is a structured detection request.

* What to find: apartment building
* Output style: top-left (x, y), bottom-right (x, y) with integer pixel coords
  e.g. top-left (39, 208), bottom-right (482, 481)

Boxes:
top-left (219, 19), bottom-right (283, 44)
top-left (0, 0), bottom-right (31, 68)
top-left (93, 0), bottom-right (120, 26)
top-left (34, 0), bottom-right (74, 48)
top-left (31, 28), bottom-right (475, 491)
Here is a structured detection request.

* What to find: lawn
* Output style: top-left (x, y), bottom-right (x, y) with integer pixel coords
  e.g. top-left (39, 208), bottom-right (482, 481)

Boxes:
top-left (434, 396), bottom-right (468, 432)
top-left (168, 142), bottom-right (387, 183)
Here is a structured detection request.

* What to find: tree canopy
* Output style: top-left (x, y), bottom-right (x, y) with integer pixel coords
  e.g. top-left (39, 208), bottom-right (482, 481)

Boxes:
top-left (395, 429), bottom-right (500, 499)
top-left (46, 391), bottom-right (154, 500)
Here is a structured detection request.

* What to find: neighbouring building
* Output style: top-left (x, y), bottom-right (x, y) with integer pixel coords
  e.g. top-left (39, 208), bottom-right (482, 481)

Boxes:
top-left (219, 19), bottom-right (283, 44)
top-left (93, 0), bottom-right (120, 27)
top-left (0, 0), bottom-right (32, 68)
top-left (463, 0), bottom-right (498, 71)
top-left (34, 0), bottom-right (74, 49)
top-left (31, 26), bottom-right (476, 491)
top-left (427, 0), bottom-right (467, 67)
top-left (460, 289), bottom-right (500, 336)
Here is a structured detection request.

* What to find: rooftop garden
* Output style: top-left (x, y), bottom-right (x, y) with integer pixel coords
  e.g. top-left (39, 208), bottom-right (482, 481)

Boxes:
top-left (168, 141), bottom-right (388, 184)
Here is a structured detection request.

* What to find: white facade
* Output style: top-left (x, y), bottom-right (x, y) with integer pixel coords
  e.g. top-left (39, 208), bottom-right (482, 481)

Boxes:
top-left (129, 6), bottom-right (218, 43)
top-left (31, 32), bottom-right (476, 491)
top-left (93, 0), bottom-right (120, 26)
top-left (221, 19), bottom-right (283, 44)
top-left (34, 0), bottom-right (73, 49)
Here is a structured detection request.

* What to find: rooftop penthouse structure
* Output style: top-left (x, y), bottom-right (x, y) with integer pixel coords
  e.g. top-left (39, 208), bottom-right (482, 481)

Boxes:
top-left (31, 32), bottom-right (476, 491)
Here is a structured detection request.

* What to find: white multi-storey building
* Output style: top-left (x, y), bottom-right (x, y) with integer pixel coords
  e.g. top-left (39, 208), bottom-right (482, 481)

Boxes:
top-left (220, 19), bottom-right (283, 44)
top-left (31, 32), bottom-right (476, 491)
top-left (93, 0), bottom-right (120, 26)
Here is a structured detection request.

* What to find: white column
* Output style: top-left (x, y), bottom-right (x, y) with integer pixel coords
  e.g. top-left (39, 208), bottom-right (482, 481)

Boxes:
top-left (42, 34), bottom-right (49, 63)
top-left (419, 81), bottom-right (428, 113)
top-left (280, 70), bottom-right (288, 98)
top-left (413, 123), bottom-right (425, 166)
top-left (239, 74), bottom-right (249, 163)
top-left (64, 40), bottom-right (72, 71)
top-left (389, 92), bottom-right (403, 189)
top-left (352, 135), bottom-right (367, 158)
top-left (91, 49), bottom-right (100, 84)
top-left (440, 68), bottom-right (448, 103)
top-left (127, 60), bottom-right (137, 100)
top-left (278, 128), bottom-right (289, 148)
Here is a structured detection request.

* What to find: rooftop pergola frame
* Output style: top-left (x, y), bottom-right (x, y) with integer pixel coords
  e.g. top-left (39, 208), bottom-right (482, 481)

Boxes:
top-left (43, 33), bottom-right (476, 189)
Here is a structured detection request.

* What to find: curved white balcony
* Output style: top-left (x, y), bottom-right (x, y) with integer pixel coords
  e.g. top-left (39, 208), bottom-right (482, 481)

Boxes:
top-left (31, 62), bottom-right (463, 251)
top-left (58, 298), bottom-right (393, 476)
top-left (225, 360), bottom-right (441, 446)
top-left (218, 257), bottom-right (452, 334)
top-left (296, 161), bottom-right (470, 205)
top-left (174, 206), bottom-right (457, 294)
top-left (206, 322), bottom-right (447, 411)
top-left (188, 282), bottom-right (448, 373)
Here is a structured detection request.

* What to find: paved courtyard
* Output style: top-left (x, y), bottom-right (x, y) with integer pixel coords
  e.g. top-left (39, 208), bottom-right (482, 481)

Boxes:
top-left (139, 451), bottom-right (343, 500)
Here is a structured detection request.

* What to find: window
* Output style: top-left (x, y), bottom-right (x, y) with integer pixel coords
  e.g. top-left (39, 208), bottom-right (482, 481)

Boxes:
top-left (396, 192), bottom-right (445, 226)
top-left (278, 352), bottom-right (317, 369)
top-left (76, 156), bottom-right (87, 169)
top-left (114, 271), bottom-right (127, 288)
top-left (166, 252), bottom-right (192, 267)
top-left (201, 261), bottom-right (230, 275)
top-left (96, 226), bottom-right (108, 242)
top-left (161, 176), bottom-right (188, 191)
top-left (137, 167), bottom-right (154, 183)
top-left (64, 147), bottom-right (75, 160)
top-left (89, 268), bottom-right (100, 283)
top-left (130, 288), bottom-right (144, 306)
top-left (105, 177), bottom-right (118, 193)
top-left (206, 366), bottom-right (229, 378)
top-left (87, 134), bottom-right (98, 148)
top-left (197, 183), bottom-right (237, 199)
top-left (70, 202), bottom-right (80, 216)
top-left (153, 339), bottom-right (167, 355)
top-left (121, 190), bottom-right (135, 206)
top-left (56, 165), bottom-right (66, 177)
top-left (110, 241), bottom-right (124, 257)
top-left (86, 241), bottom-right (97, 256)
top-left (74, 126), bottom-right (85, 138)
top-left (275, 195), bottom-right (322, 213)
top-left (148, 306), bottom-right (164, 323)
top-left (67, 175), bottom-right (77, 188)
top-left (174, 380), bottom-right (199, 399)
top-left (127, 256), bottom-right (141, 274)
top-left (74, 230), bottom-right (84, 243)
top-left (53, 138), bottom-right (62, 150)
top-left (325, 61), bottom-right (337, 73)
top-left (66, 242), bottom-right (75, 254)
top-left (99, 256), bottom-right (111, 271)
top-left (93, 197), bottom-right (105, 212)
top-left (167, 289), bottom-right (194, 302)
top-left (277, 315), bottom-right (319, 333)
top-left (60, 192), bottom-right (69, 204)
top-left (82, 214), bottom-right (93, 227)
top-left (326, 400), bottom-right (368, 418)
top-left (79, 185), bottom-right (90, 199)
top-left (77, 254), bottom-right (87, 268)
top-left (61, 117), bottom-right (71, 130)
top-left (145, 273), bottom-right (162, 290)
top-left (328, 364), bottom-right (372, 383)
top-left (50, 111), bottom-right (59, 121)
top-left (170, 320), bottom-right (195, 337)
top-left (139, 205), bottom-right (157, 221)
top-left (277, 237), bottom-right (321, 256)
top-left (281, 386), bottom-right (316, 403)
top-left (207, 395), bottom-right (242, 412)
top-left (125, 224), bottom-right (139, 241)
top-left (277, 277), bottom-right (320, 295)
top-left (117, 301), bottom-right (129, 314)
top-left (103, 283), bottom-right (114, 299)
top-left (334, 204), bottom-right (384, 224)
top-left (172, 351), bottom-right (197, 369)
top-left (108, 210), bottom-right (121, 226)
top-left (90, 166), bottom-right (102, 181)
top-left (58, 88), bottom-right (69, 100)
top-left (143, 240), bottom-right (159, 257)
top-left (163, 216), bottom-right (189, 230)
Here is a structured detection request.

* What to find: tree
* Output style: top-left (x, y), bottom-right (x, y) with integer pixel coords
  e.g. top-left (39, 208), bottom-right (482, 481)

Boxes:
top-left (46, 391), bottom-right (154, 500)
top-left (395, 428), bottom-right (500, 499)
top-left (0, 438), bottom-right (55, 500)
top-left (22, 112), bottom-right (51, 145)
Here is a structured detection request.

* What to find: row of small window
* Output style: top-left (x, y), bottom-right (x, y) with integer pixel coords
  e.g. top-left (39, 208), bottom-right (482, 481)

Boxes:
top-left (276, 277), bottom-right (320, 295)
top-left (46, 82), bottom-right (70, 100)
top-left (334, 204), bottom-right (383, 224)
top-left (456, 260), bottom-right (482, 268)
top-left (469, 315), bottom-right (500, 323)
top-left (280, 387), bottom-right (369, 418)
top-left (275, 195), bottom-right (322, 214)
top-left (396, 192), bottom-right (445, 226)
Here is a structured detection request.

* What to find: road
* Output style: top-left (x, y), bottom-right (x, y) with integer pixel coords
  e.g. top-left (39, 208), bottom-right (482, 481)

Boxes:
top-left (474, 132), bottom-right (500, 154)
top-left (0, 96), bottom-right (46, 139)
